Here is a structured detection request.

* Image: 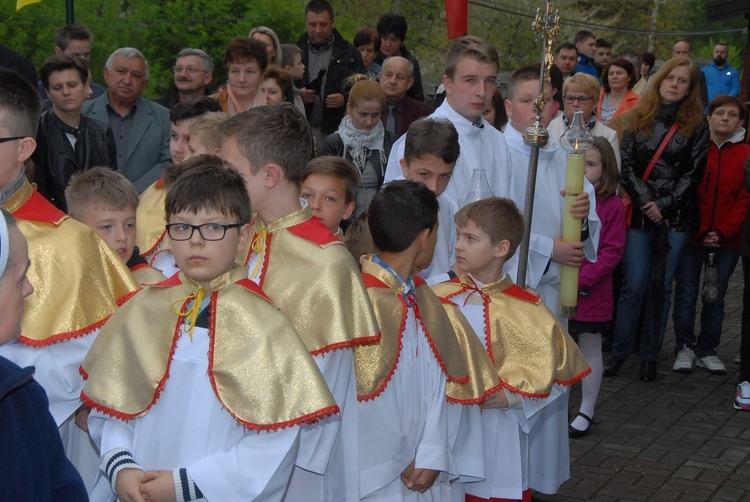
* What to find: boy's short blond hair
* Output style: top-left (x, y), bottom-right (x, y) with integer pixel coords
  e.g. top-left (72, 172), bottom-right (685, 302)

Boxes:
top-left (65, 167), bottom-right (139, 219)
top-left (189, 111), bottom-right (231, 153)
top-left (303, 156), bottom-right (359, 204)
top-left (454, 197), bottom-right (525, 259)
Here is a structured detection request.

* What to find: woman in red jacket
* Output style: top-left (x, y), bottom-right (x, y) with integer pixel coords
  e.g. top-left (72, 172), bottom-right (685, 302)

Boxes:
top-left (672, 95), bottom-right (750, 375)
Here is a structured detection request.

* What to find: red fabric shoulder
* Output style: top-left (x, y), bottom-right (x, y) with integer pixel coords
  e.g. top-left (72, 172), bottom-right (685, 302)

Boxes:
top-left (154, 178), bottom-right (164, 188)
top-left (503, 283), bottom-right (541, 304)
top-left (413, 275), bottom-right (427, 287)
top-left (286, 216), bottom-right (339, 246)
top-left (362, 273), bottom-right (389, 289)
top-left (235, 278), bottom-right (273, 302)
top-left (151, 272), bottom-right (182, 288)
top-left (12, 190), bottom-right (66, 225)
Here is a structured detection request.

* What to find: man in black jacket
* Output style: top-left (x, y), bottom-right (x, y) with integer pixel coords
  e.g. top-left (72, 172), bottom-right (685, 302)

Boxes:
top-left (33, 55), bottom-right (117, 212)
top-left (296, 0), bottom-right (364, 143)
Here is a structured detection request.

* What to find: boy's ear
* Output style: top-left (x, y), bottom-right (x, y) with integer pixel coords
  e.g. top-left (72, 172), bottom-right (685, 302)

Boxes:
top-left (213, 147), bottom-right (222, 156)
top-left (399, 158), bottom-right (409, 178)
top-left (236, 223), bottom-right (252, 252)
top-left (416, 227), bottom-right (431, 250)
top-left (263, 163), bottom-right (284, 188)
top-left (17, 137), bottom-right (36, 164)
top-left (496, 239), bottom-right (511, 259)
top-left (343, 201), bottom-right (355, 221)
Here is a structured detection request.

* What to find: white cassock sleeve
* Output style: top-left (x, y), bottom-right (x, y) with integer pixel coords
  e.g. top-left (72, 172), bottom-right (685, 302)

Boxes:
top-left (284, 349), bottom-right (360, 502)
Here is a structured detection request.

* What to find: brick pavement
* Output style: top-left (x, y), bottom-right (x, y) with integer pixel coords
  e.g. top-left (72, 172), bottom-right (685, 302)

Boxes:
top-left (535, 264), bottom-right (750, 501)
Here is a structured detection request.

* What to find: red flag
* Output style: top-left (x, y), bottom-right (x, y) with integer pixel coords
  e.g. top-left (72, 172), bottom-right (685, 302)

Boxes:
top-left (445, 0), bottom-right (468, 39)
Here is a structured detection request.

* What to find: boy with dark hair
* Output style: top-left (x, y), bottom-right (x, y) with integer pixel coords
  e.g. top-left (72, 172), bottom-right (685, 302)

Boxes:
top-left (169, 96), bottom-right (223, 164)
top-left (83, 161), bottom-right (336, 501)
top-left (136, 97), bottom-right (222, 263)
top-left (300, 156), bottom-right (357, 237)
top-left (36, 24), bottom-right (106, 102)
top-left (0, 68), bottom-right (138, 490)
top-left (0, 208), bottom-right (88, 500)
top-left (356, 179), bottom-right (498, 498)
top-left (398, 118), bottom-right (460, 278)
top-left (141, 154), bottom-right (222, 278)
top-left (66, 167), bottom-right (165, 284)
top-left (384, 36), bottom-right (512, 209)
top-left (220, 103), bottom-right (379, 502)
top-left (433, 197), bottom-right (589, 502)
top-left (34, 54), bottom-right (117, 211)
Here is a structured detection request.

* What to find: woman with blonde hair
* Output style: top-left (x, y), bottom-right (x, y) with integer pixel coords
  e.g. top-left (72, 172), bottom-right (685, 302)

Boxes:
top-left (321, 76), bottom-right (394, 216)
top-left (605, 57), bottom-right (710, 382)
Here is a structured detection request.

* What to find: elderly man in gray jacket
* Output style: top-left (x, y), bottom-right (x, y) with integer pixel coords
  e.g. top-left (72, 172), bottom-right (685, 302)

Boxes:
top-left (83, 47), bottom-right (171, 193)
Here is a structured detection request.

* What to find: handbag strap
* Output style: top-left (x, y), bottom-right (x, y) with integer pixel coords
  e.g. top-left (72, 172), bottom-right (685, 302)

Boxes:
top-left (642, 121), bottom-right (680, 181)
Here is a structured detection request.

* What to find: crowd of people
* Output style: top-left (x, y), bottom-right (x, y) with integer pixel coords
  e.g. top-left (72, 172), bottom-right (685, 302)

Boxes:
top-left (0, 0), bottom-right (748, 500)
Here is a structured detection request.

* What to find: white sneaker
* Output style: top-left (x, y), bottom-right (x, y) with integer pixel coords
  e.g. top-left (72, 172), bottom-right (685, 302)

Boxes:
top-left (673, 347), bottom-right (695, 373)
top-left (734, 381), bottom-right (750, 411)
top-left (696, 355), bottom-right (727, 374)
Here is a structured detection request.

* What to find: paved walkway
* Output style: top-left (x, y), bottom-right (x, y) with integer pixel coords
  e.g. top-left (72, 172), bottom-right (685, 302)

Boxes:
top-left (536, 264), bottom-right (749, 501)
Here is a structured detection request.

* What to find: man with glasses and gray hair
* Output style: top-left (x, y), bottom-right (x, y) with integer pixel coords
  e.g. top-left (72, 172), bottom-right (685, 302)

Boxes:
top-left (83, 47), bottom-right (172, 192)
top-left (155, 48), bottom-right (214, 110)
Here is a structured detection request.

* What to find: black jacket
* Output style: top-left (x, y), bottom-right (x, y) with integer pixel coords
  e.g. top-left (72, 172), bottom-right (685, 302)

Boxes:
top-left (297, 29), bottom-right (365, 134)
top-left (620, 107), bottom-right (710, 232)
top-left (33, 110), bottom-right (118, 212)
top-left (0, 357), bottom-right (87, 501)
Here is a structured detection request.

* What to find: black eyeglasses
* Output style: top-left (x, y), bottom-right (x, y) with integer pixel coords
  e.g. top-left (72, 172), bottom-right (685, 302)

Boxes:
top-left (564, 96), bottom-right (592, 104)
top-left (166, 223), bottom-right (243, 241)
top-left (0, 136), bottom-right (26, 144)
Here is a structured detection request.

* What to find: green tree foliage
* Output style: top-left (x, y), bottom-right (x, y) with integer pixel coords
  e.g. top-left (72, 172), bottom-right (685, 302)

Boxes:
top-left (0, 0), bottom-right (744, 97)
top-left (0, 0), bottom-right (307, 97)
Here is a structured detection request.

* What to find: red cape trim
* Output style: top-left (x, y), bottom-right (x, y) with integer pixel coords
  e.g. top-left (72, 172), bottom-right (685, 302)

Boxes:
top-left (12, 190), bottom-right (66, 225)
top-left (154, 178), bottom-right (164, 188)
top-left (84, 291), bottom-right (341, 430)
top-left (81, 295), bottom-right (199, 422)
top-left (130, 262), bottom-right (149, 272)
top-left (235, 278), bottom-right (273, 303)
top-left (446, 382), bottom-right (505, 405)
top-left (286, 217), bottom-right (339, 247)
top-left (504, 283), bottom-right (541, 304)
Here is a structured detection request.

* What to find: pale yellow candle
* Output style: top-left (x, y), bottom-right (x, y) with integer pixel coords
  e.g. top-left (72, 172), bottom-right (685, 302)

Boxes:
top-left (559, 151), bottom-right (585, 318)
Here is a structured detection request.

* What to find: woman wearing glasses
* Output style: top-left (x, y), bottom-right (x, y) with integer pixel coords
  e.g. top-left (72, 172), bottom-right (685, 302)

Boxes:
top-left (596, 58), bottom-right (640, 126)
top-left (548, 73), bottom-right (621, 168)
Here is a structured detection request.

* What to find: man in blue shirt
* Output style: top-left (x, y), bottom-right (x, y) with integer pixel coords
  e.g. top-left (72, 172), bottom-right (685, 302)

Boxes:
top-left (702, 43), bottom-right (740, 102)
top-left (574, 30), bottom-right (598, 78)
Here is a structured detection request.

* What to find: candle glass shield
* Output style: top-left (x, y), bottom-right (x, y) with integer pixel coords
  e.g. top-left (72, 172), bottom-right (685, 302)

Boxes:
top-left (559, 111), bottom-right (593, 318)
top-left (459, 168), bottom-right (494, 208)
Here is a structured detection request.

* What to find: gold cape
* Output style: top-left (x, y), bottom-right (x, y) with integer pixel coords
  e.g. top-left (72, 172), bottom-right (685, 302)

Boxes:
top-left (432, 275), bottom-right (590, 398)
top-left (131, 263), bottom-right (167, 286)
top-left (241, 207), bottom-right (380, 355)
top-left (354, 257), bottom-right (470, 401)
top-left (438, 299), bottom-right (504, 404)
top-left (4, 180), bottom-right (139, 346)
top-left (81, 266), bottom-right (339, 430)
top-left (135, 179), bottom-right (167, 257)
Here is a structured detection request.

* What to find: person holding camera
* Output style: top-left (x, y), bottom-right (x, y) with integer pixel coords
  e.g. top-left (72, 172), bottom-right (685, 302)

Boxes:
top-left (296, 0), bottom-right (365, 145)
